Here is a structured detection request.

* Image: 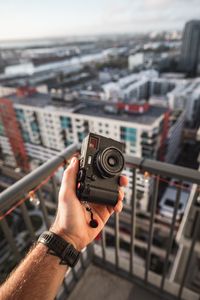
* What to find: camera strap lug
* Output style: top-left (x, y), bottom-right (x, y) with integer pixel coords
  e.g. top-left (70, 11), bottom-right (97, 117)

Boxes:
top-left (81, 201), bottom-right (98, 228)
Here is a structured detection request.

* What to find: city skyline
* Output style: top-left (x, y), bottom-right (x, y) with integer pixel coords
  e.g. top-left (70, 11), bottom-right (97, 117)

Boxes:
top-left (0, 0), bottom-right (200, 41)
top-left (0, 1), bottom-right (200, 297)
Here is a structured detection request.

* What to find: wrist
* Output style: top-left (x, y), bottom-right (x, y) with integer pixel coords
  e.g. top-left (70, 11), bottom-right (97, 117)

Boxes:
top-left (38, 231), bottom-right (80, 267)
top-left (50, 225), bottom-right (82, 252)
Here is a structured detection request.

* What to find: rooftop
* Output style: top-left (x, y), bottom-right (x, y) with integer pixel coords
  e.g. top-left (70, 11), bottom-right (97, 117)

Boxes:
top-left (7, 92), bottom-right (167, 125)
top-left (76, 102), bottom-right (167, 125)
top-left (8, 92), bottom-right (52, 108)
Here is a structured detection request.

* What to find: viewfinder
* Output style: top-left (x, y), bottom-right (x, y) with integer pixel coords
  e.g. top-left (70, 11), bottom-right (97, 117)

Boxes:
top-left (89, 137), bottom-right (99, 150)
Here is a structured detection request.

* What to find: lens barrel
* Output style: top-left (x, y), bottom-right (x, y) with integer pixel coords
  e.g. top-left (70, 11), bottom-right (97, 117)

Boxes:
top-left (96, 147), bottom-right (124, 178)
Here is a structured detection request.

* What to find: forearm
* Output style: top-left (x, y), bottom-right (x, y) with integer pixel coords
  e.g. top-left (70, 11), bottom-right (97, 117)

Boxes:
top-left (0, 243), bottom-right (68, 300)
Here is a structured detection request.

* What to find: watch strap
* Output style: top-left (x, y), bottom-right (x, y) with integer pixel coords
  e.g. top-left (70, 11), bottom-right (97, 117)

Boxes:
top-left (38, 231), bottom-right (80, 267)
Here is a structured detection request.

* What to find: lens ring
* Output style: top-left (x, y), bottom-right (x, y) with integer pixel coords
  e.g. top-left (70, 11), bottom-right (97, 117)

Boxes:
top-left (97, 147), bottom-right (124, 177)
top-left (108, 156), bottom-right (117, 167)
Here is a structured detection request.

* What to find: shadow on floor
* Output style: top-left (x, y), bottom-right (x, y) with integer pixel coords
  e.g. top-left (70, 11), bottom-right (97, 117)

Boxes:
top-left (67, 265), bottom-right (161, 300)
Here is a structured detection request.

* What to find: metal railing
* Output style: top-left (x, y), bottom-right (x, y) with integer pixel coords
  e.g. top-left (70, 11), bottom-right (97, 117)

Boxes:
top-left (0, 143), bottom-right (91, 300)
top-left (0, 144), bottom-right (200, 300)
top-left (94, 156), bottom-right (200, 300)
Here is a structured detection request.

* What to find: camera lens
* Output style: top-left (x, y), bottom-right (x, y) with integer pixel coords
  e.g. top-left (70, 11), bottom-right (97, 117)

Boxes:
top-left (108, 156), bottom-right (117, 167)
top-left (96, 147), bottom-right (124, 178)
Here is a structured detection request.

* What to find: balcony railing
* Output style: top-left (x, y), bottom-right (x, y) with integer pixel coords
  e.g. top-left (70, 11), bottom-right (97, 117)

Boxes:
top-left (0, 144), bottom-right (200, 300)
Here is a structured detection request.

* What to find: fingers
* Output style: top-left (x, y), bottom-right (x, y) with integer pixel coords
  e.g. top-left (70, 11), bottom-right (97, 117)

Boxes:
top-left (118, 188), bottom-right (124, 202)
top-left (113, 188), bottom-right (125, 213)
top-left (61, 157), bottom-right (79, 192)
top-left (107, 176), bottom-right (127, 214)
top-left (114, 201), bottom-right (123, 213)
top-left (119, 175), bottom-right (128, 187)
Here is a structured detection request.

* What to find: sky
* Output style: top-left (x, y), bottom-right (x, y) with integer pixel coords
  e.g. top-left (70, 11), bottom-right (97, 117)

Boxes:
top-left (0, 0), bottom-right (200, 41)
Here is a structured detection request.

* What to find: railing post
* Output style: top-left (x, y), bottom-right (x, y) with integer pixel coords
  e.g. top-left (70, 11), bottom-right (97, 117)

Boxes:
top-left (37, 189), bottom-right (51, 229)
top-left (51, 176), bottom-right (59, 203)
top-left (101, 229), bottom-right (106, 261)
top-left (145, 176), bottom-right (159, 283)
top-left (20, 202), bottom-right (36, 241)
top-left (178, 211), bottom-right (200, 299)
top-left (130, 168), bottom-right (136, 274)
top-left (114, 213), bottom-right (120, 269)
top-left (0, 218), bottom-right (21, 262)
top-left (160, 184), bottom-right (182, 291)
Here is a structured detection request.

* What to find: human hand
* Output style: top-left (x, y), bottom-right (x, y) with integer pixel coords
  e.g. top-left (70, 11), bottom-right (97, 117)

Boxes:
top-left (51, 157), bottom-right (128, 251)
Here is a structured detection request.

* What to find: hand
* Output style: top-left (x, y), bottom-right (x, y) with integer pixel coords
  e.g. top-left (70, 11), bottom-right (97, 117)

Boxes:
top-left (51, 157), bottom-right (128, 251)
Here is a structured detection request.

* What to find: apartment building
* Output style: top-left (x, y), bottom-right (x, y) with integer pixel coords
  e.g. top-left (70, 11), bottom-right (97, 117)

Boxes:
top-left (100, 71), bottom-right (199, 129)
top-left (101, 70), bottom-right (175, 104)
top-left (0, 86), bottom-right (174, 211)
top-left (168, 78), bottom-right (200, 127)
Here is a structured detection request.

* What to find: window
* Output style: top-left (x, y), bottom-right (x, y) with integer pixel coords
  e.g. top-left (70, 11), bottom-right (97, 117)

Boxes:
top-left (60, 116), bottom-right (72, 129)
top-left (120, 127), bottom-right (137, 142)
top-left (165, 199), bottom-right (174, 207)
top-left (165, 198), bottom-right (182, 209)
top-left (31, 122), bottom-right (39, 132)
top-left (22, 132), bottom-right (30, 142)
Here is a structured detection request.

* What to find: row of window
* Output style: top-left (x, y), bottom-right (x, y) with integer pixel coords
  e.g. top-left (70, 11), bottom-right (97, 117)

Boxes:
top-left (120, 134), bottom-right (136, 142)
top-left (97, 122), bottom-right (109, 127)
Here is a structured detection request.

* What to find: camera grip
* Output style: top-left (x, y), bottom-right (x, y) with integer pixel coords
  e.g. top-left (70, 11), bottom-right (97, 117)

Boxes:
top-left (88, 186), bottom-right (118, 206)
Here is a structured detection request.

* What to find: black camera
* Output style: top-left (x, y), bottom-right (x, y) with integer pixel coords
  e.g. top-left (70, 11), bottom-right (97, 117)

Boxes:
top-left (76, 133), bottom-right (125, 206)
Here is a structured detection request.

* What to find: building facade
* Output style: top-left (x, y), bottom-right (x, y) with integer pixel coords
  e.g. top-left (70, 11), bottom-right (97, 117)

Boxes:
top-left (181, 20), bottom-right (200, 75)
top-left (0, 88), bottom-right (171, 211)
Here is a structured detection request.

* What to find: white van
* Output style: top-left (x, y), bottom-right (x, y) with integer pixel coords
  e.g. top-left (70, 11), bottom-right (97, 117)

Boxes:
top-left (159, 185), bottom-right (190, 221)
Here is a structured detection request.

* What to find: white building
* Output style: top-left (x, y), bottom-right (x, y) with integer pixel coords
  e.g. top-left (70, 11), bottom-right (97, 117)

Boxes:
top-left (101, 70), bottom-right (199, 128)
top-left (165, 111), bottom-right (185, 163)
top-left (128, 53), bottom-right (144, 71)
top-left (102, 70), bottom-right (158, 102)
top-left (167, 78), bottom-right (200, 126)
top-left (0, 89), bottom-right (169, 211)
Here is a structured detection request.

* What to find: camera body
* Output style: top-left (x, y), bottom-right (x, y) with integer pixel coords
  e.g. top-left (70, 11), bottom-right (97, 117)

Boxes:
top-left (76, 133), bottom-right (125, 206)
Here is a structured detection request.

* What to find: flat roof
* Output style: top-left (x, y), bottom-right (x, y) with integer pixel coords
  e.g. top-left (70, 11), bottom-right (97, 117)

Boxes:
top-left (8, 93), bottom-right (52, 107)
top-left (76, 104), bottom-right (167, 125)
top-left (6, 92), bottom-right (167, 125)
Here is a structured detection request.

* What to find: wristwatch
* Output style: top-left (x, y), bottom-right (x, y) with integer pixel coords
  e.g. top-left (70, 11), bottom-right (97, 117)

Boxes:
top-left (38, 231), bottom-right (80, 267)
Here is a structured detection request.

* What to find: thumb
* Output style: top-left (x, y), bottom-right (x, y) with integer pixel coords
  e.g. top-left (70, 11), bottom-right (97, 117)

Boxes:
top-left (62, 157), bottom-right (79, 192)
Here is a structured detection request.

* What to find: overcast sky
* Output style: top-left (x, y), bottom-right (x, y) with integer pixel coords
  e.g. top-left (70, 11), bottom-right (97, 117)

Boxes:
top-left (0, 0), bottom-right (200, 41)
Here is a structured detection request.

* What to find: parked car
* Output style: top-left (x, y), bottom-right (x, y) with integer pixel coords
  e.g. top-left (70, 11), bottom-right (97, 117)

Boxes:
top-left (159, 184), bottom-right (190, 222)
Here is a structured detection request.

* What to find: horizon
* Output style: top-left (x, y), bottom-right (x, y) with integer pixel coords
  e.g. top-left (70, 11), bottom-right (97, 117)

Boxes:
top-left (0, 30), bottom-right (180, 45)
top-left (0, 0), bottom-right (200, 42)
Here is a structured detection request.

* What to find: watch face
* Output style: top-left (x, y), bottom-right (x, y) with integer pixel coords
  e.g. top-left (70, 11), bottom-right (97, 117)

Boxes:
top-left (38, 231), bottom-right (80, 267)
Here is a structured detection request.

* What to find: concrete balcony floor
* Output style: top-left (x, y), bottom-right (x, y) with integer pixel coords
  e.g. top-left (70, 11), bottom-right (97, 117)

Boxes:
top-left (68, 265), bottom-right (161, 300)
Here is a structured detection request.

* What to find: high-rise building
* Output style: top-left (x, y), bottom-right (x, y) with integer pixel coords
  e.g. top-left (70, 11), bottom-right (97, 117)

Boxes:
top-left (181, 20), bottom-right (200, 75)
